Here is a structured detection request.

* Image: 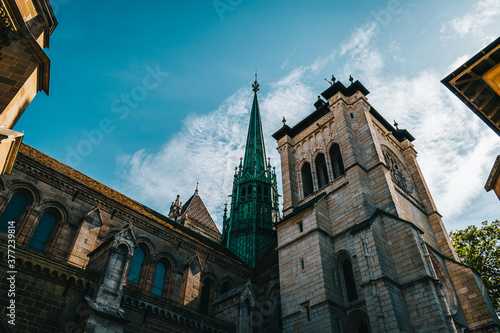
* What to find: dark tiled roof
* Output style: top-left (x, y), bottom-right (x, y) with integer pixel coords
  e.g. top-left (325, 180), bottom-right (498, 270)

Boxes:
top-left (321, 80), bottom-right (370, 100)
top-left (182, 193), bottom-right (220, 234)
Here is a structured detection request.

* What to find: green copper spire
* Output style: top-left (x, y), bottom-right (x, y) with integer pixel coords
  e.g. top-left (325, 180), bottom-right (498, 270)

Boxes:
top-left (222, 75), bottom-right (280, 269)
top-left (243, 75), bottom-right (267, 174)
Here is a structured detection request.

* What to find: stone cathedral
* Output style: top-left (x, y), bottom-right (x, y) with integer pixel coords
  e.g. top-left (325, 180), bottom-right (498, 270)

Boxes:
top-left (1, 3), bottom-right (500, 331)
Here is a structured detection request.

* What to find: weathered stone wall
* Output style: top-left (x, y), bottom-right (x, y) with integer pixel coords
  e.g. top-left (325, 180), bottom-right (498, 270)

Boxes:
top-left (0, 243), bottom-right (91, 333)
top-left (275, 85), bottom-right (500, 332)
top-left (0, 145), bottom-right (267, 332)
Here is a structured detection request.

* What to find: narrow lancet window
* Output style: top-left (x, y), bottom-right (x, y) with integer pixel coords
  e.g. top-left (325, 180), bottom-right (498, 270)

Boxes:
top-left (330, 144), bottom-right (345, 179)
top-left (200, 278), bottom-right (213, 315)
top-left (301, 163), bottom-right (314, 197)
top-left (342, 259), bottom-right (358, 302)
top-left (0, 193), bottom-right (30, 233)
top-left (127, 247), bottom-right (145, 284)
top-left (152, 262), bottom-right (166, 297)
top-left (28, 211), bottom-right (57, 252)
top-left (315, 153), bottom-right (329, 188)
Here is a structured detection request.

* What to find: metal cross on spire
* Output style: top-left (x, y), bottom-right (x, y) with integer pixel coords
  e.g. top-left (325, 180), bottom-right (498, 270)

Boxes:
top-left (252, 70), bottom-right (259, 93)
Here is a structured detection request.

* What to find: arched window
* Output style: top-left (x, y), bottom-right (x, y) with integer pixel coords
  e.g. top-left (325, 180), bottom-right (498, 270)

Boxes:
top-left (221, 281), bottom-right (232, 294)
top-left (151, 262), bottom-right (166, 297)
top-left (28, 211), bottom-right (58, 252)
top-left (127, 247), bottom-right (145, 284)
top-left (342, 259), bottom-right (358, 302)
top-left (330, 144), bottom-right (345, 179)
top-left (346, 309), bottom-right (371, 333)
top-left (200, 278), bottom-right (214, 315)
top-left (315, 153), bottom-right (329, 188)
top-left (301, 162), bottom-right (314, 197)
top-left (0, 192), bottom-right (30, 233)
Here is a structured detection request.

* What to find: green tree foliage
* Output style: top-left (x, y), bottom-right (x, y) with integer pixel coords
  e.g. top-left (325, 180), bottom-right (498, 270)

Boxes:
top-left (450, 220), bottom-right (500, 313)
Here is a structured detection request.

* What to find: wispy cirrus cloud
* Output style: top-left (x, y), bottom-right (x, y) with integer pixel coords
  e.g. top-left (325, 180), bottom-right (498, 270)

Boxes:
top-left (117, 6), bottom-right (500, 232)
top-left (117, 68), bottom-right (318, 230)
top-left (440, 0), bottom-right (500, 42)
top-left (337, 24), bottom-right (499, 227)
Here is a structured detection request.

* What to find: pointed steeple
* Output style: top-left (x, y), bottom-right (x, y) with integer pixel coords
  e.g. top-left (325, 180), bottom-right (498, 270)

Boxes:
top-left (243, 73), bottom-right (267, 174)
top-left (222, 75), bottom-right (280, 269)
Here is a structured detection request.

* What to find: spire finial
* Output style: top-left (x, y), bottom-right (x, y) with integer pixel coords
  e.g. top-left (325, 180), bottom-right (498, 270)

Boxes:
top-left (252, 71), bottom-right (259, 93)
top-left (282, 116), bottom-right (286, 126)
top-left (394, 120), bottom-right (399, 130)
top-left (195, 181), bottom-right (199, 194)
top-left (349, 75), bottom-right (354, 84)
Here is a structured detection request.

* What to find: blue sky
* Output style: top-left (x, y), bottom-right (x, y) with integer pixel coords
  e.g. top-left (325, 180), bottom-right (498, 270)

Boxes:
top-left (15, 0), bottom-right (500, 232)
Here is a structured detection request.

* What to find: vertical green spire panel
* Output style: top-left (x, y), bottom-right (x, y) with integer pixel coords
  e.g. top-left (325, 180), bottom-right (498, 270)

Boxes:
top-left (222, 77), bottom-right (280, 269)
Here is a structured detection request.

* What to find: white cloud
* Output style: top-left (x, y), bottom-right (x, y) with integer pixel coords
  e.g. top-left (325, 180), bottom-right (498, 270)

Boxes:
top-left (117, 87), bottom-right (251, 228)
top-left (340, 23), bottom-right (377, 57)
top-left (117, 18), bottom-right (500, 233)
top-left (367, 71), bottom-right (499, 219)
top-left (340, 27), bottom-right (500, 222)
top-left (117, 68), bottom-right (317, 230)
top-left (440, 0), bottom-right (500, 42)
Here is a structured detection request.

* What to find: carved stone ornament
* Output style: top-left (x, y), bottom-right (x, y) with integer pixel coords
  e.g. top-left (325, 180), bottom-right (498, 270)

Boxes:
top-left (382, 146), bottom-right (412, 193)
top-left (0, 3), bottom-right (15, 32)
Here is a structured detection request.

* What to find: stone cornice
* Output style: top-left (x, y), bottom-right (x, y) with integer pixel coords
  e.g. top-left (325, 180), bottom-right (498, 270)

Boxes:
top-left (122, 290), bottom-right (234, 333)
top-left (0, 241), bottom-right (94, 285)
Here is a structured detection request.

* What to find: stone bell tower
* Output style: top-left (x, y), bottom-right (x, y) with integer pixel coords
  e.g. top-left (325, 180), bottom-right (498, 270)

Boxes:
top-left (272, 78), bottom-right (500, 332)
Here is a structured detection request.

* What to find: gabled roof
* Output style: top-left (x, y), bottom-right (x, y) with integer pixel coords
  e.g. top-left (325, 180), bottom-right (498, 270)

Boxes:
top-left (182, 193), bottom-right (220, 234)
